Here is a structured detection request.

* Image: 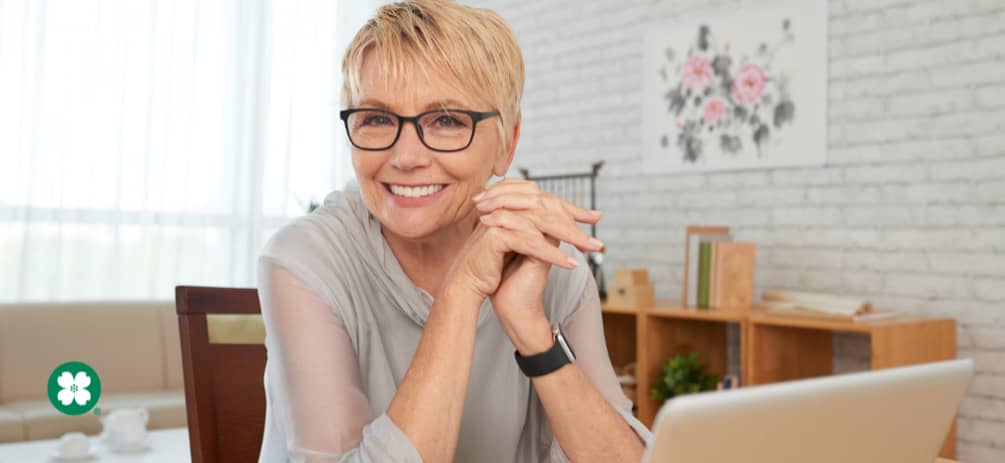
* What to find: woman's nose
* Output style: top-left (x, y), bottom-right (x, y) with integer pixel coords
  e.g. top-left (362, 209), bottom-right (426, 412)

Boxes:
top-left (389, 122), bottom-right (433, 170)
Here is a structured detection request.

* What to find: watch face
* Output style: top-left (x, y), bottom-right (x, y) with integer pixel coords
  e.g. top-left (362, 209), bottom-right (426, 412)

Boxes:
top-left (556, 330), bottom-right (575, 361)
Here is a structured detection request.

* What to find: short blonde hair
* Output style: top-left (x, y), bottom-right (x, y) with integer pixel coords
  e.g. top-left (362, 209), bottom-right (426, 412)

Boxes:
top-left (341, 0), bottom-right (524, 150)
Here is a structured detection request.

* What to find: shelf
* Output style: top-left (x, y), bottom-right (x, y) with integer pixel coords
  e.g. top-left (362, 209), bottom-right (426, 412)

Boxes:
top-left (648, 301), bottom-right (749, 322)
top-left (749, 308), bottom-right (951, 333)
top-left (746, 311), bottom-right (957, 457)
top-left (599, 302), bottom-right (957, 458)
top-left (637, 311), bottom-right (738, 427)
top-left (602, 300), bottom-right (750, 321)
top-left (600, 309), bottom-right (638, 372)
top-left (600, 304), bottom-right (639, 315)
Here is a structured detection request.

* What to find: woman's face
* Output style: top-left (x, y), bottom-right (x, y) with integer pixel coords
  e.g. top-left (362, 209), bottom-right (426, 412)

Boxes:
top-left (350, 53), bottom-right (514, 240)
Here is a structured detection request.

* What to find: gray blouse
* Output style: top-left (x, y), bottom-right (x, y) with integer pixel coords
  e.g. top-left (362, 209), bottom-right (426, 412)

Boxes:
top-left (256, 189), bottom-right (651, 462)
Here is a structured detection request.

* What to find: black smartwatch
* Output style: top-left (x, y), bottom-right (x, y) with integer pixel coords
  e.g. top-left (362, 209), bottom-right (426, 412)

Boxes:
top-left (514, 326), bottom-right (575, 377)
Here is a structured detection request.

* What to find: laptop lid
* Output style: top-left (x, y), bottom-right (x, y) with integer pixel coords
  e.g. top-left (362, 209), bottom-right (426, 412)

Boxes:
top-left (644, 359), bottom-right (973, 463)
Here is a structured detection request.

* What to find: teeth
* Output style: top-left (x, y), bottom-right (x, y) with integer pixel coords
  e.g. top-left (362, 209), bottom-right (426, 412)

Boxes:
top-left (389, 184), bottom-right (445, 198)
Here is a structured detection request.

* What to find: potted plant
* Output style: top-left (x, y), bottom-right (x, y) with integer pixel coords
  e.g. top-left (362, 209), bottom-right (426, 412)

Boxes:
top-left (650, 352), bottom-right (719, 401)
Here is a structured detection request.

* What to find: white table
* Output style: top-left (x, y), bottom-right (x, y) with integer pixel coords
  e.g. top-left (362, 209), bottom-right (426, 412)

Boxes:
top-left (0, 427), bottom-right (190, 462)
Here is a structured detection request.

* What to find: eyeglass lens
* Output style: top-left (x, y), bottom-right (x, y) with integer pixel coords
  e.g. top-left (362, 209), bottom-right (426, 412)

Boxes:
top-left (346, 109), bottom-right (475, 151)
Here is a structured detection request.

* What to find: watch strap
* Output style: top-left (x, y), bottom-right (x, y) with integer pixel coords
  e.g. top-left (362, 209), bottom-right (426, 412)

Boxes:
top-left (514, 328), bottom-right (574, 377)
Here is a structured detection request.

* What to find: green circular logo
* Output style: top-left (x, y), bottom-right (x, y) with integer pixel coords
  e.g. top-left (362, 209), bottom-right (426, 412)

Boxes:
top-left (47, 361), bottom-right (101, 416)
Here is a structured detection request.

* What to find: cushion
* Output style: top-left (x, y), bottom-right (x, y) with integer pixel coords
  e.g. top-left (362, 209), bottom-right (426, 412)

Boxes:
top-left (6, 390), bottom-right (186, 441)
top-left (0, 406), bottom-right (25, 443)
top-left (158, 304), bottom-right (185, 389)
top-left (0, 301), bottom-right (172, 403)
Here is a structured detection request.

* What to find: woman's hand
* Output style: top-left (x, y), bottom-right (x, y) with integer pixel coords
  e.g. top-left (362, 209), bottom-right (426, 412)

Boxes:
top-left (440, 196), bottom-right (584, 305)
top-left (472, 179), bottom-right (603, 353)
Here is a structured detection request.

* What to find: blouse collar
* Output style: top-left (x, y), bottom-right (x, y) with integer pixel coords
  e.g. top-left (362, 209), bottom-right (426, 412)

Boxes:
top-left (330, 188), bottom-right (493, 327)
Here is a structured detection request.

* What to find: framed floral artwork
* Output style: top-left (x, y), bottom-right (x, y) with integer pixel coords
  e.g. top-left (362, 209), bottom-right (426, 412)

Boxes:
top-left (642, 0), bottom-right (827, 173)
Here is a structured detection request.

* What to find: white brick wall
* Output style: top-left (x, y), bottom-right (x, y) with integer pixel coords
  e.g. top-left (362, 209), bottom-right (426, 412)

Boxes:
top-left (464, 0), bottom-right (1005, 460)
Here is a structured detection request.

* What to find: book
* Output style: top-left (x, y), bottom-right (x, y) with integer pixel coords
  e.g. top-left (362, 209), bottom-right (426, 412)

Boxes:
top-left (683, 227), bottom-right (731, 307)
top-left (761, 290), bottom-right (872, 316)
top-left (759, 302), bottom-right (899, 323)
top-left (697, 242), bottom-right (712, 308)
top-left (759, 290), bottom-right (891, 322)
top-left (712, 242), bottom-right (756, 310)
top-left (710, 242), bottom-right (721, 308)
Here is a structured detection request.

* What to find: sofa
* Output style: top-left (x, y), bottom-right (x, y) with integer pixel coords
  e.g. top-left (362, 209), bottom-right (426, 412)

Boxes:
top-left (0, 301), bottom-right (187, 442)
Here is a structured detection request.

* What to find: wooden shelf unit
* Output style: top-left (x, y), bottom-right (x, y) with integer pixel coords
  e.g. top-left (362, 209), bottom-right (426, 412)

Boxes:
top-left (600, 302), bottom-right (958, 459)
top-left (602, 301), bottom-right (748, 427)
top-left (746, 311), bottom-right (958, 458)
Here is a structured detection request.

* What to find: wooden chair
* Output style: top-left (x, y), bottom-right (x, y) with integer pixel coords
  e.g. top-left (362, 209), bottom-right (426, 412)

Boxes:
top-left (175, 285), bottom-right (267, 463)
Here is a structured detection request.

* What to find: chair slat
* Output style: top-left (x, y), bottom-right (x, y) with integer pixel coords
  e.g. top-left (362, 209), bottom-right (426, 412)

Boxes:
top-left (176, 285), bottom-right (266, 463)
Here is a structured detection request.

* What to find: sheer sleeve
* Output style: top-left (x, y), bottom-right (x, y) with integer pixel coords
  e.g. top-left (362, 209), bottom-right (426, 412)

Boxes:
top-left (562, 275), bottom-right (653, 445)
top-left (257, 258), bottom-right (422, 462)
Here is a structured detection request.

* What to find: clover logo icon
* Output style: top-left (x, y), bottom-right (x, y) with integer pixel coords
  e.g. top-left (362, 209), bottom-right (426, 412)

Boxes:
top-left (57, 371), bottom-right (93, 406)
top-left (48, 361), bottom-right (102, 416)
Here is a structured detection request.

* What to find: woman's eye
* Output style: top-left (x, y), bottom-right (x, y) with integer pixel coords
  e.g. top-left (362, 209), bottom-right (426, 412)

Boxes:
top-left (434, 115), bottom-right (465, 128)
top-left (363, 115), bottom-right (392, 126)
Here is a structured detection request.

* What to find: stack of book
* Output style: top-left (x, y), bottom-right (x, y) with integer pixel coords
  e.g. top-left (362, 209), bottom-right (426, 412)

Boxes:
top-left (682, 226), bottom-right (756, 311)
top-left (759, 290), bottom-right (898, 322)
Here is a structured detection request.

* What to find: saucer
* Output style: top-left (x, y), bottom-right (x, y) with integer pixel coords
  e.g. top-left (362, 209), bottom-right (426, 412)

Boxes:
top-left (49, 448), bottom-right (98, 461)
top-left (107, 437), bottom-right (152, 454)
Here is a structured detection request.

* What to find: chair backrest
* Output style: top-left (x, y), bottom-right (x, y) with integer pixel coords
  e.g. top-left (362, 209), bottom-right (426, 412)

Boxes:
top-left (175, 285), bottom-right (266, 463)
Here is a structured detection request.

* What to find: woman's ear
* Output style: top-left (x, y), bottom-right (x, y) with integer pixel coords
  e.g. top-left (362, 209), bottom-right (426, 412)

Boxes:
top-left (492, 120), bottom-right (520, 177)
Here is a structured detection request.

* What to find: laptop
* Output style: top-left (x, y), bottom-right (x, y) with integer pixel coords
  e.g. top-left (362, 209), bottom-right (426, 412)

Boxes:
top-left (643, 359), bottom-right (973, 463)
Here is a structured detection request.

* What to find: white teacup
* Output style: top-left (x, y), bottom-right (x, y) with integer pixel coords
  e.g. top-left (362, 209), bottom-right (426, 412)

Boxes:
top-left (100, 407), bottom-right (149, 451)
top-left (57, 432), bottom-right (91, 458)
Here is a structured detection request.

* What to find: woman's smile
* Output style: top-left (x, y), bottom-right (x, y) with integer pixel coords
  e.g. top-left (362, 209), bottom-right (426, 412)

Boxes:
top-left (382, 181), bottom-right (451, 206)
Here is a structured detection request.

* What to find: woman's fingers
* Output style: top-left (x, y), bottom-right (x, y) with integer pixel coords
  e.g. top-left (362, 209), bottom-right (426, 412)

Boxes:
top-left (474, 178), bottom-right (604, 251)
top-left (473, 182), bottom-right (537, 203)
top-left (479, 211), bottom-right (579, 269)
top-left (563, 201), bottom-right (602, 224)
top-left (475, 192), bottom-right (601, 225)
top-left (539, 210), bottom-right (603, 254)
top-left (476, 193), bottom-right (602, 252)
top-left (474, 192), bottom-right (538, 211)
top-left (475, 179), bottom-right (601, 222)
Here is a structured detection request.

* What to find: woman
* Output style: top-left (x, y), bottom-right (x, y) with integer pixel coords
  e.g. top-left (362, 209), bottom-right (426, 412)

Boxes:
top-left (257, 1), bottom-right (651, 461)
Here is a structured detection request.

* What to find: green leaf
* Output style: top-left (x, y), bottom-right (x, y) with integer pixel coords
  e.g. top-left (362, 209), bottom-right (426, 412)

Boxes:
top-left (652, 352), bottom-right (720, 401)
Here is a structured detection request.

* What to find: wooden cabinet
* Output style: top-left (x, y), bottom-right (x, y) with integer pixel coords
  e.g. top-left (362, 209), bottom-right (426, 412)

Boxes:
top-left (602, 301), bottom-right (748, 428)
top-left (601, 301), bottom-right (958, 458)
top-left (746, 312), bottom-right (958, 458)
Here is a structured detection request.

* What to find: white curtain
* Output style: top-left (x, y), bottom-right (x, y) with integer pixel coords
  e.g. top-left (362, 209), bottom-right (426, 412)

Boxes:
top-left (0, 0), bottom-right (382, 301)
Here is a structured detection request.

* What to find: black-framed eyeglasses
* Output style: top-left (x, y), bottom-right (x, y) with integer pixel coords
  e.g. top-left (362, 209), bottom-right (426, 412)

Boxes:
top-left (339, 108), bottom-right (501, 153)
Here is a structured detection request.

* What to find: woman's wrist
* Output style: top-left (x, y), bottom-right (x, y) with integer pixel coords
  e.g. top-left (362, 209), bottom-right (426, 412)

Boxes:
top-left (501, 310), bottom-right (554, 356)
top-left (435, 281), bottom-right (488, 314)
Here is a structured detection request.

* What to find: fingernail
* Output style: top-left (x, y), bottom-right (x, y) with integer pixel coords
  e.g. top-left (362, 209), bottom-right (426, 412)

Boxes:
top-left (588, 238), bottom-right (604, 249)
top-left (566, 257), bottom-right (580, 268)
top-left (473, 192), bottom-right (485, 201)
top-left (590, 210), bottom-right (602, 217)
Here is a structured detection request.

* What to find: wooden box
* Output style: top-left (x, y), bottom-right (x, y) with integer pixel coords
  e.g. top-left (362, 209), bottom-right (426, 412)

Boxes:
top-left (606, 283), bottom-right (655, 309)
top-left (615, 269), bottom-right (650, 286)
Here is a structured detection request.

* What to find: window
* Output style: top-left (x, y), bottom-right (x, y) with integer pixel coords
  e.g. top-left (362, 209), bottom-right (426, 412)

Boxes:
top-left (0, 0), bottom-right (374, 301)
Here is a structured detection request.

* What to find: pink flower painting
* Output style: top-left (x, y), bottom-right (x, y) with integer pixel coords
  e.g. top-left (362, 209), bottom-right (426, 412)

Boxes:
top-left (704, 97), bottom-right (727, 124)
top-left (681, 56), bottom-right (713, 90)
top-left (659, 19), bottom-right (796, 163)
top-left (731, 64), bottom-right (766, 104)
